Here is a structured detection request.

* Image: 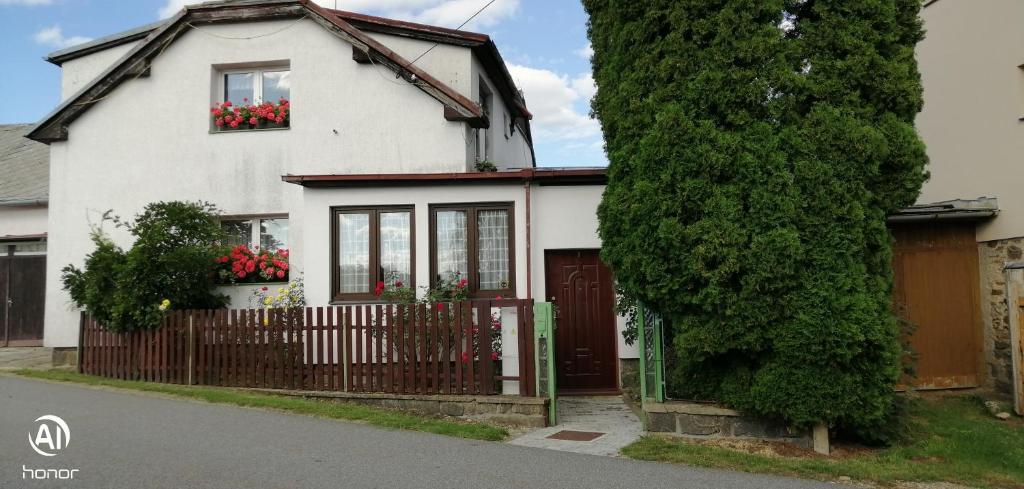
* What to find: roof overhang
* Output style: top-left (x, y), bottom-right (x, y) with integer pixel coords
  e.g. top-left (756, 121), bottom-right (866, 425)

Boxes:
top-left (0, 233), bottom-right (47, 242)
top-left (282, 168), bottom-right (607, 188)
top-left (27, 0), bottom-right (487, 144)
top-left (888, 197), bottom-right (998, 224)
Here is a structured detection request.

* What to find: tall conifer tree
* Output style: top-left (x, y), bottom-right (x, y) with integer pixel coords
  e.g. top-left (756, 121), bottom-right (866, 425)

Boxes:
top-left (585, 0), bottom-right (927, 436)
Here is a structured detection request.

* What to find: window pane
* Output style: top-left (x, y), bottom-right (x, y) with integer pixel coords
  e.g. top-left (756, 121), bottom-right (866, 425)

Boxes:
top-left (224, 72), bottom-right (254, 105)
top-left (262, 70), bottom-right (291, 103)
top-left (221, 220), bottom-right (253, 248)
top-left (259, 218), bottom-right (289, 251)
top-left (339, 213), bottom-right (371, 293)
top-left (379, 212), bottom-right (411, 287)
top-left (477, 210), bottom-right (509, 290)
top-left (435, 211), bottom-right (468, 281)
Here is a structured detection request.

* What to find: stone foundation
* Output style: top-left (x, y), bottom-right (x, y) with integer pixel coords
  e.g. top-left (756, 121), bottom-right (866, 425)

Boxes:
top-left (252, 389), bottom-right (549, 428)
top-left (980, 238), bottom-right (1022, 394)
top-left (619, 358), bottom-right (640, 401)
top-left (644, 401), bottom-right (811, 448)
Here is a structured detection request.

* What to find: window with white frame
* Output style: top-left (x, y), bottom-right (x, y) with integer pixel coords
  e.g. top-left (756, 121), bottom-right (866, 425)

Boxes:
top-left (221, 217), bottom-right (289, 252)
top-left (220, 66), bottom-right (291, 105)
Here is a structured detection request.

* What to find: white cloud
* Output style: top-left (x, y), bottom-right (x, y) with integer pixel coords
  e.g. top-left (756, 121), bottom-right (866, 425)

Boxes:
top-left (33, 25), bottom-right (92, 49)
top-left (508, 64), bottom-right (599, 142)
top-left (576, 42), bottom-right (593, 59)
top-left (0, 0), bottom-right (53, 5)
top-left (159, 0), bottom-right (519, 29)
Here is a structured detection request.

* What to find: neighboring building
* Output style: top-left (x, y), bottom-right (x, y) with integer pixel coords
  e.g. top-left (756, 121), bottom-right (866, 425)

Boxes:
top-left (0, 124), bottom-right (49, 347)
top-left (891, 0), bottom-right (1024, 396)
top-left (26, 0), bottom-right (636, 394)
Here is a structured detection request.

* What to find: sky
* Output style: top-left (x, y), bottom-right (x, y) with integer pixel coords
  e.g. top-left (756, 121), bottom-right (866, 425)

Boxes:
top-left (0, 0), bottom-right (606, 167)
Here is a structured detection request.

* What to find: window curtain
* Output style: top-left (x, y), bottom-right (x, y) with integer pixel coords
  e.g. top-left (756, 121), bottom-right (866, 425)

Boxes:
top-left (339, 213), bottom-right (370, 293)
top-left (477, 210), bottom-right (509, 290)
top-left (435, 211), bottom-right (468, 280)
top-left (379, 212), bottom-right (411, 286)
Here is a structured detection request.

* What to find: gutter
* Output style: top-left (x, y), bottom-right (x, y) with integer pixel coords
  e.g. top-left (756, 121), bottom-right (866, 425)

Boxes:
top-left (0, 199), bottom-right (48, 208)
top-left (886, 210), bottom-right (997, 224)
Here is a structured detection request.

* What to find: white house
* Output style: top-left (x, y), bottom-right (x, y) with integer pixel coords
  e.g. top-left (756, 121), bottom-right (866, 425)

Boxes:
top-left (27, 0), bottom-right (637, 394)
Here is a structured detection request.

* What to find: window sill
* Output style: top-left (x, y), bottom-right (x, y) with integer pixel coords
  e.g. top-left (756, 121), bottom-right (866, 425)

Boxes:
top-left (209, 126), bottom-right (290, 135)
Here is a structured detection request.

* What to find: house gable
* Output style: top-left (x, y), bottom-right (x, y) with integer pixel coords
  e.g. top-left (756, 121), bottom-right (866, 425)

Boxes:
top-left (27, 0), bottom-right (489, 144)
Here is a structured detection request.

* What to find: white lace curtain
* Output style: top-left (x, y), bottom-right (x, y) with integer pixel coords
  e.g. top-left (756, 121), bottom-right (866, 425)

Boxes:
top-left (477, 210), bottom-right (509, 290)
top-left (339, 213), bottom-right (370, 293)
top-left (435, 211), bottom-right (468, 279)
top-left (380, 212), bottom-right (411, 286)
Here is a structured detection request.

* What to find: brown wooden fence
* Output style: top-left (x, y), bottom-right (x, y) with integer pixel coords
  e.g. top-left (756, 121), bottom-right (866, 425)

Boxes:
top-left (78, 299), bottom-right (537, 397)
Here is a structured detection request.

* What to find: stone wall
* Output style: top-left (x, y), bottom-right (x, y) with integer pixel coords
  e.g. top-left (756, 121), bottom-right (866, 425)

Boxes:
top-left (253, 389), bottom-right (549, 428)
top-left (979, 238), bottom-right (1022, 394)
top-left (644, 401), bottom-right (811, 448)
top-left (619, 358), bottom-right (640, 401)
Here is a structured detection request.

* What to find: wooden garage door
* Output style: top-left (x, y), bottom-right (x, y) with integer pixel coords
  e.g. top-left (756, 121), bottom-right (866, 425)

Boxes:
top-left (891, 222), bottom-right (982, 389)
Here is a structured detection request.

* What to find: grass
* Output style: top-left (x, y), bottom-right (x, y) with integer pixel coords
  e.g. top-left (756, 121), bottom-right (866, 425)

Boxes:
top-left (623, 396), bottom-right (1024, 488)
top-left (10, 369), bottom-right (508, 442)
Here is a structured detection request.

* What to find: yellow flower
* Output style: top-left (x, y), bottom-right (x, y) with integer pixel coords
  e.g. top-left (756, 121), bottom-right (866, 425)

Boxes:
top-left (158, 299), bottom-right (171, 311)
top-left (264, 297), bottom-right (273, 306)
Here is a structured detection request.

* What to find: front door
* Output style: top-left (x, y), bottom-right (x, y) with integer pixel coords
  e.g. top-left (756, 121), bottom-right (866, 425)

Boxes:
top-left (545, 250), bottom-right (618, 394)
top-left (1, 255), bottom-right (46, 347)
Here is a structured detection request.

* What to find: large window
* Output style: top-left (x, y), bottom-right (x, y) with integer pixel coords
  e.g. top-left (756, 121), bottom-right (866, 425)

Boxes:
top-left (221, 67), bottom-right (291, 104)
top-left (331, 206), bottom-right (414, 301)
top-left (430, 203), bottom-right (514, 298)
top-left (221, 216), bottom-right (289, 251)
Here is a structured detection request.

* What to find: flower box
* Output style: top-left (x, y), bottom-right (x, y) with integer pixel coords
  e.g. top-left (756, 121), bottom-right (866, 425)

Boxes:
top-left (211, 99), bottom-right (290, 131)
top-left (215, 245), bottom-right (290, 284)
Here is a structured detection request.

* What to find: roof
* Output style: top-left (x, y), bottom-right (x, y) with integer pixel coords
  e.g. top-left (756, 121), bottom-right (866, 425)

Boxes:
top-left (28, 0), bottom-right (507, 144)
top-left (34, 0), bottom-right (532, 145)
top-left (0, 124), bottom-right (49, 206)
top-left (888, 197), bottom-right (998, 223)
top-left (282, 167), bottom-right (607, 188)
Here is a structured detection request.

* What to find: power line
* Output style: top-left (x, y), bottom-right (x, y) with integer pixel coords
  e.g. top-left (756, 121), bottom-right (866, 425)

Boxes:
top-left (405, 0), bottom-right (498, 69)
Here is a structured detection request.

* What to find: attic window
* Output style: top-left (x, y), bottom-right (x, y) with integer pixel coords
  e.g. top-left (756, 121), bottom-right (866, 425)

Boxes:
top-left (223, 68), bottom-right (290, 105)
top-left (212, 63), bottom-right (291, 131)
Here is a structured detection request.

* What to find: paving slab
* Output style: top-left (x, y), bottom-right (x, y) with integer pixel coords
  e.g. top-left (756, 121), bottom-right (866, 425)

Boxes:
top-left (508, 396), bottom-right (644, 456)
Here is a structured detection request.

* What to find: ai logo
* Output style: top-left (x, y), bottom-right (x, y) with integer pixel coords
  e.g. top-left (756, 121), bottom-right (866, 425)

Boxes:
top-left (28, 415), bottom-right (70, 457)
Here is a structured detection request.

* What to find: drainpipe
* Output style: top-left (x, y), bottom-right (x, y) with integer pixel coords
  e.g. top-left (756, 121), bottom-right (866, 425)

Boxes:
top-left (524, 180), bottom-right (532, 300)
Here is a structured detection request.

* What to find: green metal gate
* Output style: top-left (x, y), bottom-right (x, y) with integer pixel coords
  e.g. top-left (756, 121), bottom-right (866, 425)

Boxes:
top-left (636, 303), bottom-right (665, 407)
top-left (534, 301), bottom-right (557, 424)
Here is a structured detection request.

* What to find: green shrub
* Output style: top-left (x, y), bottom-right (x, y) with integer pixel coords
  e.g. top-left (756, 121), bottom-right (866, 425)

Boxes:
top-left (62, 202), bottom-right (228, 331)
top-left (584, 0), bottom-right (928, 440)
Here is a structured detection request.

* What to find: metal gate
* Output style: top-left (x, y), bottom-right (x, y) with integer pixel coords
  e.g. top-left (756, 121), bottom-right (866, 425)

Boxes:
top-left (533, 301), bottom-right (557, 424)
top-left (636, 303), bottom-right (665, 406)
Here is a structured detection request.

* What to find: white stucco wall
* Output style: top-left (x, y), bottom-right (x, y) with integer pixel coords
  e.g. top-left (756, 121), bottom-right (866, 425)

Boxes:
top-left (916, 0), bottom-right (1024, 242)
top-left (44, 19), bottom-right (482, 347)
top-left (471, 59), bottom-right (534, 170)
top-left (0, 206), bottom-right (48, 238)
top-left (532, 185), bottom-right (638, 359)
top-left (59, 42), bottom-right (140, 101)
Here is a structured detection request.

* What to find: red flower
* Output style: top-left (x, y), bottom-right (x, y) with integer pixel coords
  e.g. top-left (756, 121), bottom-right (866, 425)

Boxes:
top-left (276, 270), bottom-right (285, 279)
top-left (245, 260), bottom-right (256, 273)
top-left (374, 281), bottom-right (385, 296)
top-left (236, 271), bottom-right (246, 278)
top-left (261, 286), bottom-right (269, 291)
top-left (266, 267), bottom-right (275, 275)
top-left (230, 121), bottom-right (239, 128)
top-left (495, 295), bottom-right (503, 300)
top-left (436, 303), bottom-right (444, 311)
top-left (224, 100), bottom-right (233, 107)
top-left (394, 280), bottom-right (403, 288)
top-left (249, 117), bottom-right (257, 125)
top-left (460, 351), bottom-right (470, 364)
top-left (215, 118), bottom-right (224, 127)
top-left (491, 352), bottom-right (499, 361)
top-left (259, 261), bottom-right (267, 270)
top-left (457, 278), bottom-right (468, 288)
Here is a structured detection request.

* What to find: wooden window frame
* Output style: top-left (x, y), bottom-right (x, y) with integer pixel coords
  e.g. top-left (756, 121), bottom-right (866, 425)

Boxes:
top-left (330, 205), bottom-right (416, 303)
top-left (429, 202), bottom-right (515, 299)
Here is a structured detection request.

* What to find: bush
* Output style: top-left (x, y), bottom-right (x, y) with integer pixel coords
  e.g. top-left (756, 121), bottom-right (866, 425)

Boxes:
top-left (584, 0), bottom-right (928, 440)
top-left (62, 202), bottom-right (228, 331)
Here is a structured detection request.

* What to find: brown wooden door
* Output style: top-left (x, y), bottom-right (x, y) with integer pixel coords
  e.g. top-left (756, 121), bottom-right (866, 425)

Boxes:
top-left (545, 250), bottom-right (618, 394)
top-left (1, 255), bottom-right (46, 346)
top-left (891, 222), bottom-right (982, 389)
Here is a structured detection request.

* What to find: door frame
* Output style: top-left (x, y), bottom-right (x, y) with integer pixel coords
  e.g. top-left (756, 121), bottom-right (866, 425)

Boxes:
top-left (543, 248), bottom-right (620, 395)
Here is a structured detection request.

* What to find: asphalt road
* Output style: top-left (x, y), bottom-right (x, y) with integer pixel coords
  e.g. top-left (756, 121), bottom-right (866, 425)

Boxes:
top-left (0, 375), bottom-right (833, 489)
